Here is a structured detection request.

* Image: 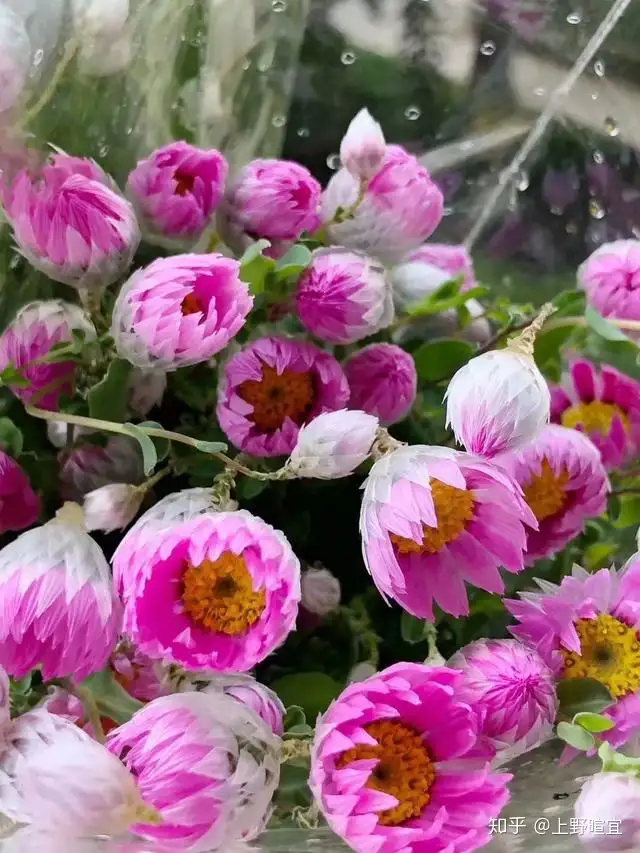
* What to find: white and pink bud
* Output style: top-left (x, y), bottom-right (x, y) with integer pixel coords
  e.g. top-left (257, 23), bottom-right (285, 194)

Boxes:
top-left (287, 409), bottom-right (378, 479)
top-left (127, 368), bottom-right (167, 417)
top-left (82, 483), bottom-right (145, 533)
top-left (301, 566), bottom-right (341, 616)
top-left (575, 772), bottom-right (640, 851)
top-left (339, 108), bottom-right (386, 181)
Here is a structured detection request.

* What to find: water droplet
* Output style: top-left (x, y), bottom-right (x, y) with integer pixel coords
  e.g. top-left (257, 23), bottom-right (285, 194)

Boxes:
top-left (566, 12), bottom-right (582, 24)
top-left (589, 198), bottom-right (605, 219)
top-left (33, 49), bottom-right (44, 66)
top-left (297, 127), bottom-right (310, 138)
top-left (404, 106), bottom-right (421, 121)
top-left (516, 171), bottom-right (530, 192)
top-left (442, 206), bottom-right (453, 217)
top-left (565, 221), bottom-right (578, 234)
top-left (534, 87), bottom-right (546, 97)
top-left (99, 144), bottom-right (110, 157)
top-left (272, 0), bottom-right (286, 10)
top-left (604, 116), bottom-right (620, 137)
top-left (272, 115), bottom-right (286, 128)
top-left (480, 40), bottom-right (496, 56)
top-left (9, 254), bottom-right (20, 270)
top-left (340, 51), bottom-right (356, 65)
top-left (327, 153), bottom-right (341, 170)
top-left (594, 59), bottom-right (605, 77)
top-left (593, 149), bottom-right (605, 164)
top-left (550, 206), bottom-right (563, 216)
top-left (242, 59), bottom-right (251, 71)
top-left (591, 92), bottom-right (599, 101)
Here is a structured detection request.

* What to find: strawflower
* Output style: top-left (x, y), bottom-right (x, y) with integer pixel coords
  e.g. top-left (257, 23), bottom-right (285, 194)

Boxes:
top-left (287, 409), bottom-right (378, 479)
top-left (506, 558), bottom-right (640, 749)
top-left (339, 108), bottom-right (386, 181)
top-left (496, 424), bottom-right (610, 564)
top-left (575, 772), bottom-right (640, 851)
top-left (111, 253), bottom-right (253, 370)
top-left (405, 243), bottom-right (477, 291)
top-left (578, 240), bottom-right (640, 328)
top-left (551, 359), bottom-right (640, 470)
top-left (344, 343), bottom-right (417, 426)
top-left (216, 336), bottom-right (350, 457)
top-left (82, 482), bottom-right (145, 533)
top-left (0, 450), bottom-right (40, 534)
top-left (310, 662), bottom-right (511, 853)
top-left (200, 673), bottom-right (285, 736)
top-left (360, 444), bottom-right (536, 619)
top-left (117, 510), bottom-right (300, 672)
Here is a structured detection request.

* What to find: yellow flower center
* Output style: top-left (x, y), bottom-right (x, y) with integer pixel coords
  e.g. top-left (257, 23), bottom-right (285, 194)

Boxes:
top-left (337, 720), bottom-right (436, 827)
top-left (561, 401), bottom-right (630, 436)
top-left (239, 361), bottom-right (315, 432)
top-left (182, 553), bottom-right (266, 635)
top-left (522, 458), bottom-right (570, 522)
top-left (562, 614), bottom-right (640, 698)
top-left (390, 479), bottom-right (475, 555)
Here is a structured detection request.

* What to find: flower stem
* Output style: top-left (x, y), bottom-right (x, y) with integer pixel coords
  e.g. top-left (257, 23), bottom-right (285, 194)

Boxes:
top-left (138, 464), bottom-right (173, 494)
top-left (542, 316), bottom-right (640, 334)
top-left (61, 678), bottom-right (106, 745)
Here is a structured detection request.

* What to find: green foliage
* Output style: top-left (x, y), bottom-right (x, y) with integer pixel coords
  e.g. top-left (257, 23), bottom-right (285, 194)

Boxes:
top-left (87, 359), bottom-right (133, 421)
top-left (271, 672), bottom-right (343, 721)
top-left (400, 612), bottom-right (430, 645)
top-left (122, 423), bottom-right (159, 475)
top-left (82, 669), bottom-right (144, 725)
top-left (0, 418), bottom-right (23, 457)
top-left (556, 721), bottom-right (595, 751)
top-left (557, 678), bottom-right (616, 719)
top-left (413, 340), bottom-right (476, 382)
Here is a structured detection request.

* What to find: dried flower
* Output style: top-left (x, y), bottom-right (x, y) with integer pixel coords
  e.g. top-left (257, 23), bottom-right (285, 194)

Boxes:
top-left (339, 108), bottom-right (386, 181)
top-left (296, 248), bottom-right (394, 344)
top-left (59, 436), bottom-right (143, 503)
top-left (126, 141), bottom-right (228, 246)
top-left (0, 504), bottom-right (121, 680)
top-left (118, 510), bottom-right (300, 672)
top-left (360, 445), bottom-right (536, 619)
top-left (344, 343), bottom-right (417, 426)
top-left (107, 691), bottom-right (281, 848)
top-left (82, 483), bottom-right (145, 533)
top-left (449, 638), bottom-right (558, 763)
top-left (217, 336), bottom-right (350, 457)
top-left (111, 253), bottom-right (253, 370)
top-left (0, 450), bottom-right (40, 534)
top-left (0, 299), bottom-right (95, 411)
top-left (310, 663), bottom-right (511, 853)
top-left (301, 566), bottom-right (341, 616)
top-left (287, 409), bottom-right (378, 479)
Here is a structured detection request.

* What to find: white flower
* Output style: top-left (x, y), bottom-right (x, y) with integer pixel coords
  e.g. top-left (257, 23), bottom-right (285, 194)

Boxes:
top-left (301, 566), bottom-right (341, 616)
top-left (0, 4), bottom-right (31, 113)
top-left (46, 422), bottom-right (94, 449)
top-left (390, 258), bottom-right (452, 311)
top-left (0, 709), bottom-right (157, 837)
top-left (445, 349), bottom-right (550, 458)
top-left (287, 409), bottom-right (378, 479)
top-left (71, 0), bottom-right (130, 38)
top-left (83, 483), bottom-right (144, 533)
top-left (574, 772), bottom-right (640, 850)
top-left (128, 367), bottom-right (167, 417)
top-left (340, 108), bottom-right (386, 181)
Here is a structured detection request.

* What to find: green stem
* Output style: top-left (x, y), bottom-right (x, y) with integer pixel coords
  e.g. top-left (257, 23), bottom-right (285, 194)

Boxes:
top-left (542, 316), bottom-right (640, 334)
top-left (61, 678), bottom-right (106, 745)
top-left (138, 464), bottom-right (173, 493)
top-left (23, 38), bottom-right (78, 125)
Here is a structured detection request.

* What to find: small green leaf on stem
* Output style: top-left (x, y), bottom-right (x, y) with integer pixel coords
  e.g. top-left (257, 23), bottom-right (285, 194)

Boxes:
top-left (400, 612), bottom-right (429, 645)
top-left (137, 420), bottom-right (170, 463)
top-left (274, 244), bottom-right (313, 280)
top-left (557, 721), bottom-right (596, 751)
top-left (192, 439), bottom-right (229, 454)
top-left (81, 669), bottom-right (144, 725)
top-left (0, 417), bottom-right (23, 456)
top-left (585, 306), bottom-right (632, 343)
top-left (573, 712), bottom-right (615, 733)
top-left (87, 359), bottom-right (133, 421)
top-left (122, 423), bottom-right (158, 475)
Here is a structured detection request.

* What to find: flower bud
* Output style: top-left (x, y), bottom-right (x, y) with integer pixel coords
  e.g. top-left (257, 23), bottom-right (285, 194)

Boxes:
top-left (71, 0), bottom-right (130, 38)
top-left (201, 674), bottom-right (285, 736)
top-left (287, 409), bottom-right (378, 479)
top-left (339, 108), bottom-right (386, 181)
top-left (301, 566), bottom-right (341, 616)
top-left (575, 772), bottom-right (640, 850)
top-left (127, 368), bottom-right (167, 417)
top-left (82, 483), bottom-right (145, 533)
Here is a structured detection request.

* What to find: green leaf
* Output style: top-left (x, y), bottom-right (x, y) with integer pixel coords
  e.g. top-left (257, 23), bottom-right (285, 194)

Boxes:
top-left (284, 705), bottom-right (307, 731)
top-left (239, 239), bottom-right (276, 296)
top-left (557, 721), bottom-right (595, 751)
top-left (413, 339), bottom-right (475, 382)
top-left (583, 542), bottom-right (618, 571)
top-left (612, 494), bottom-right (640, 529)
top-left (552, 289), bottom-right (586, 316)
top-left (401, 612), bottom-right (429, 645)
top-left (406, 282), bottom-right (489, 319)
top-left (573, 712), bottom-right (615, 733)
top-left (122, 423), bottom-right (157, 475)
top-left (87, 359), bottom-right (133, 421)
top-left (274, 244), bottom-right (313, 280)
top-left (557, 678), bottom-right (616, 718)
top-left (0, 417), bottom-right (23, 456)
top-left (82, 669), bottom-right (143, 725)
top-left (240, 239), bottom-right (272, 266)
top-left (585, 306), bottom-right (632, 343)
top-left (271, 672), bottom-right (342, 722)
top-left (599, 742), bottom-right (640, 776)
top-left (192, 439), bottom-right (229, 454)
top-left (137, 421), bottom-right (170, 463)
top-left (0, 364), bottom-right (29, 387)
top-left (236, 477), bottom-right (269, 501)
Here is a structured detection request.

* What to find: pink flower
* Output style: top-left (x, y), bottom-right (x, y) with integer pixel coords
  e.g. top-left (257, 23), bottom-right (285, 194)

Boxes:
top-left (407, 243), bottom-right (476, 290)
top-left (339, 108), bottom-right (386, 181)
top-left (322, 145), bottom-right (444, 264)
top-left (0, 300), bottom-right (95, 411)
top-left (449, 639), bottom-right (557, 763)
top-left (118, 510), bottom-right (301, 672)
top-left (0, 451), bottom-right (40, 534)
top-left (287, 409), bottom-right (379, 480)
top-left (3, 157), bottom-right (140, 291)
top-left (39, 686), bottom-right (120, 738)
top-left (111, 638), bottom-right (169, 703)
top-left (496, 425), bottom-right (610, 564)
top-left (296, 248), bottom-right (394, 344)
top-left (578, 240), bottom-right (640, 325)
top-left (111, 253), bottom-right (253, 370)
top-left (344, 343), bottom-right (417, 426)
top-left (221, 158), bottom-right (321, 249)
top-left (445, 348), bottom-right (551, 458)
top-left (310, 662), bottom-right (511, 853)
top-left (0, 504), bottom-right (121, 681)
top-left (59, 435), bottom-right (143, 502)
top-left (107, 691), bottom-right (281, 848)
top-left (200, 674), bottom-right (285, 736)
top-left (126, 141), bottom-right (228, 245)
top-left (575, 772), bottom-right (640, 851)
top-left (82, 483), bottom-right (144, 533)
top-left (0, 708), bottom-right (156, 837)
top-left (506, 559), bottom-right (640, 749)
top-left (216, 336), bottom-right (350, 457)
top-left (360, 445), bottom-right (536, 620)
top-left (551, 359), bottom-right (640, 470)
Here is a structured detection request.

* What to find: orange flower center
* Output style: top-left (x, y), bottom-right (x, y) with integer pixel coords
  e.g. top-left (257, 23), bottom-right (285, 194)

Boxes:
top-left (238, 362), bottom-right (315, 432)
top-left (562, 614), bottom-right (640, 699)
top-left (174, 168), bottom-right (195, 196)
top-left (561, 401), bottom-right (630, 436)
top-left (522, 458), bottom-right (570, 522)
top-left (182, 552), bottom-right (266, 635)
top-left (336, 720), bottom-right (436, 827)
top-left (390, 479), bottom-right (475, 555)
top-left (181, 291), bottom-right (204, 316)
